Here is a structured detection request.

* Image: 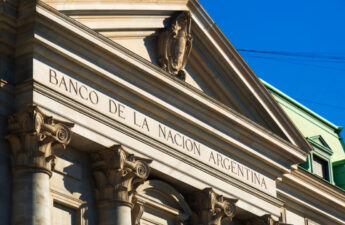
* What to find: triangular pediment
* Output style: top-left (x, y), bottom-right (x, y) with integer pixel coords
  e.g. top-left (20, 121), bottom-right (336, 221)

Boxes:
top-left (41, 0), bottom-right (311, 152)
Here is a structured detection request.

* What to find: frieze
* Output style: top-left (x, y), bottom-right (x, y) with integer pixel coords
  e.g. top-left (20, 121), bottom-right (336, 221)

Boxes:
top-left (33, 62), bottom-right (276, 195)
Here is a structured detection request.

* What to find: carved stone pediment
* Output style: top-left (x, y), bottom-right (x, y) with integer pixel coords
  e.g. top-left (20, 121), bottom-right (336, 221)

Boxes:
top-left (6, 105), bottom-right (74, 175)
top-left (157, 11), bottom-right (193, 80)
top-left (191, 188), bottom-right (237, 225)
top-left (91, 145), bottom-right (152, 206)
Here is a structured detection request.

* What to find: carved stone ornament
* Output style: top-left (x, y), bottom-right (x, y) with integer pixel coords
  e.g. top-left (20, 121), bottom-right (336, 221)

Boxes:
top-left (91, 145), bottom-right (152, 207)
top-left (191, 188), bottom-right (237, 225)
top-left (246, 214), bottom-right (282, 225)
top-left (157, 11), bottom-right (193, 80)
top-left (6, 105), bottom-right (74, 176)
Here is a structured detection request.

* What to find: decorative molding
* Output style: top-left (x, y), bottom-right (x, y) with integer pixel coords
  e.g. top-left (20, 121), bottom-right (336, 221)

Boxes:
top-left (91, 145), bottom-right (152, 206)
top-left (135, 179), bottom-right (193, 224)
top-left (131, 201), bottom-right (144, 225)
top-left (157, 11), bottom-right (192, 80)
top-left (191, 188), bottom-right (237, 225)
top-left (306, 136), bottom-right (333, 156)
top-left (6, 105), bottom-right (74, 175)
top-left (246, 214), bottom-right (281, 225)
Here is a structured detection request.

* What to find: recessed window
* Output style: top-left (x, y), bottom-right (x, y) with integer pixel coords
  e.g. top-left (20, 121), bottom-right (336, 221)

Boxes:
top-left (312, 155), bottom-right (329, 181)
top-left (52, 202), bottom-right (76, 225)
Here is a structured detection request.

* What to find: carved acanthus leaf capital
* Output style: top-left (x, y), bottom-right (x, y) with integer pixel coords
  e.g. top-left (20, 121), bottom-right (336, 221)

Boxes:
top-left (91, 145), bottom-right (152, 206)
top-left (191, 188), bottom-right (237, 225)
top-left (157, 11), bottom-right (193, 80)
top-left (6, 105), bottom-right (74, 175)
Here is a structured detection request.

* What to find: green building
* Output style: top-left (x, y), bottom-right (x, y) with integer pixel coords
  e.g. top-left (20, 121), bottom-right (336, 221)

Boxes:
top-left (264, 81), bottom-right (345, 190)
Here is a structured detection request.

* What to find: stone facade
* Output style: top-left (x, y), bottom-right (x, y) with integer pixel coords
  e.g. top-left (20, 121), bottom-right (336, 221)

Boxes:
top-left (0, 0), bottom-right (344, 225)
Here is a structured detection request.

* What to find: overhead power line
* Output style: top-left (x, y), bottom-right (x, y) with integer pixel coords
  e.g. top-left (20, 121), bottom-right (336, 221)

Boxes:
top-left (294, 98), bottom-right (345, 111)
top-left (237, 49), bottom-right (345, 61)
top-left (236, 49), bottom-right (345, 71)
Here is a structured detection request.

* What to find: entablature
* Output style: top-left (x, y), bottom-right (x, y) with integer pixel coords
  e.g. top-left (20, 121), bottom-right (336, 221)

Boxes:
top-left (12, 0), bottom-right (310, 181)
top-left (277, 167), bottom-right (345, 225)
top-left (9, 0), bottom-right (312, 220)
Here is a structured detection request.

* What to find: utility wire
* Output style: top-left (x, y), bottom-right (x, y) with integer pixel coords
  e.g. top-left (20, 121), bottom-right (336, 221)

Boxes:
top-left (236, 49), bottom-right (345, 71)
top-left (237, 49), bottom-right (345, 61)
top-left (235, 49), bottom-right (345, 111)
top-left (294, 98), bottom-right (345, 111)
top-left (242, 55), bottom-right (345, 72)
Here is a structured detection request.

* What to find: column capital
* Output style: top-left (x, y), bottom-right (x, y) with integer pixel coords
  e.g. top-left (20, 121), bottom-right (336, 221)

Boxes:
top-left (191, 188), bottom-right (237, 225)
top-left (91, 145), bottom-right (152, 207)
top-left (6, 105), bottom-right (74, 175)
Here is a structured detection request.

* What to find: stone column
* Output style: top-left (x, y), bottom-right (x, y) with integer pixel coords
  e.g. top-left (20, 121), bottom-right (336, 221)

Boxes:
top-left (191, 188), bottom-right (237, 225)
top-left (91, 145), bottom-right (152, 225)
top-left (6, 105), bottom-right (74, 225)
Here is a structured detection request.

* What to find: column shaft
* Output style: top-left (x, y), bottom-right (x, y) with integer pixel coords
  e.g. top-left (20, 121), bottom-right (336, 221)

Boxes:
top-left (98, 204), bottom-right (132, 225)
top-left (12, 171), bottom-right (51, 225)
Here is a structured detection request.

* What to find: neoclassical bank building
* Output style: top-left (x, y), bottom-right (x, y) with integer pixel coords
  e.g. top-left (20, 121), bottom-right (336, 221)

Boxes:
top-left (1, 1), bottom-right (345, 225)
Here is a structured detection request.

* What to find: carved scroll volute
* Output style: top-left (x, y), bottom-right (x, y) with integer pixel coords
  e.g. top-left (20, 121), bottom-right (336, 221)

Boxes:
top-left (6, 105), bottom-right (74, 175)
top-left (191, 188), bottom-right (237, 225)
top-left (91, 145), bottom-right (152, 206)
top-left (157, 11), bottom-right (193, 80)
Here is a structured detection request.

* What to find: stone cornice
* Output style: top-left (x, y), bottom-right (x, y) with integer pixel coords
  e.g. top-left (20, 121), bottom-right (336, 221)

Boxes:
top-left (277, 168), bottom-right (345, 224)
top-left (6, 105), bottom-right (74, 175)
top-left (42, 0), bottom-right (188, 11)
top-left (28, 0), bottom-right (308, 178)
top-left (283, 168), bottom-right (345, 205)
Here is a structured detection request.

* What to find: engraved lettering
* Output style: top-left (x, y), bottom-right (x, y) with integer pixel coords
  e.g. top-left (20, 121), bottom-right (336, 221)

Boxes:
top-left (231, 161), bottom-right (237, 174)
top-left (79, 85), bottom-right (88, 100)
top-left (69, 79), bottom-right (78, 95)
top-left (46, 67), bottom-right (274, 194)
top-left (261, 178), bottom-right (267, 189)
top-left (89, 91), bottom-right (99, 105)
top-left (209, 152), bottom-right (216, 164)
top-left (159, 124), bottom-right (166, 138)
top-left (193, 142), bottom-right (201, 156)
top-left (118, 104), bottom-right (126, 119)
top-left (254, 172), bottom-right (261, 185)
top-left (185, 138), bottom-right (193, 152)
top-left (223, 158), bottom-right (230, 170)
top-left (174, 133), bottom-right (182, 147)
top-left (109, 99), bottom-right (118, 114)
top-left (134, 111), bottom-right (140, 127)
top-left (49, 69), bottom-right (58, 85)
top-left (134, 112), bottom-right (150, 131)
top-left (217, 153), bottom-right (224, 168)
top-left (238, 164), bottom-right (244, 177)
top-left (167, 130), bottom-right (175, 144)
top-left (142, 118), bottom-right (149, 132)
top-left (59, 76), bottom-right (68, 91)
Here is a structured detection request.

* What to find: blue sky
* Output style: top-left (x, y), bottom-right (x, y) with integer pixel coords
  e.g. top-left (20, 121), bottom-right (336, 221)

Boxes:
top-left (198, 0), bottom-right (345, 128)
